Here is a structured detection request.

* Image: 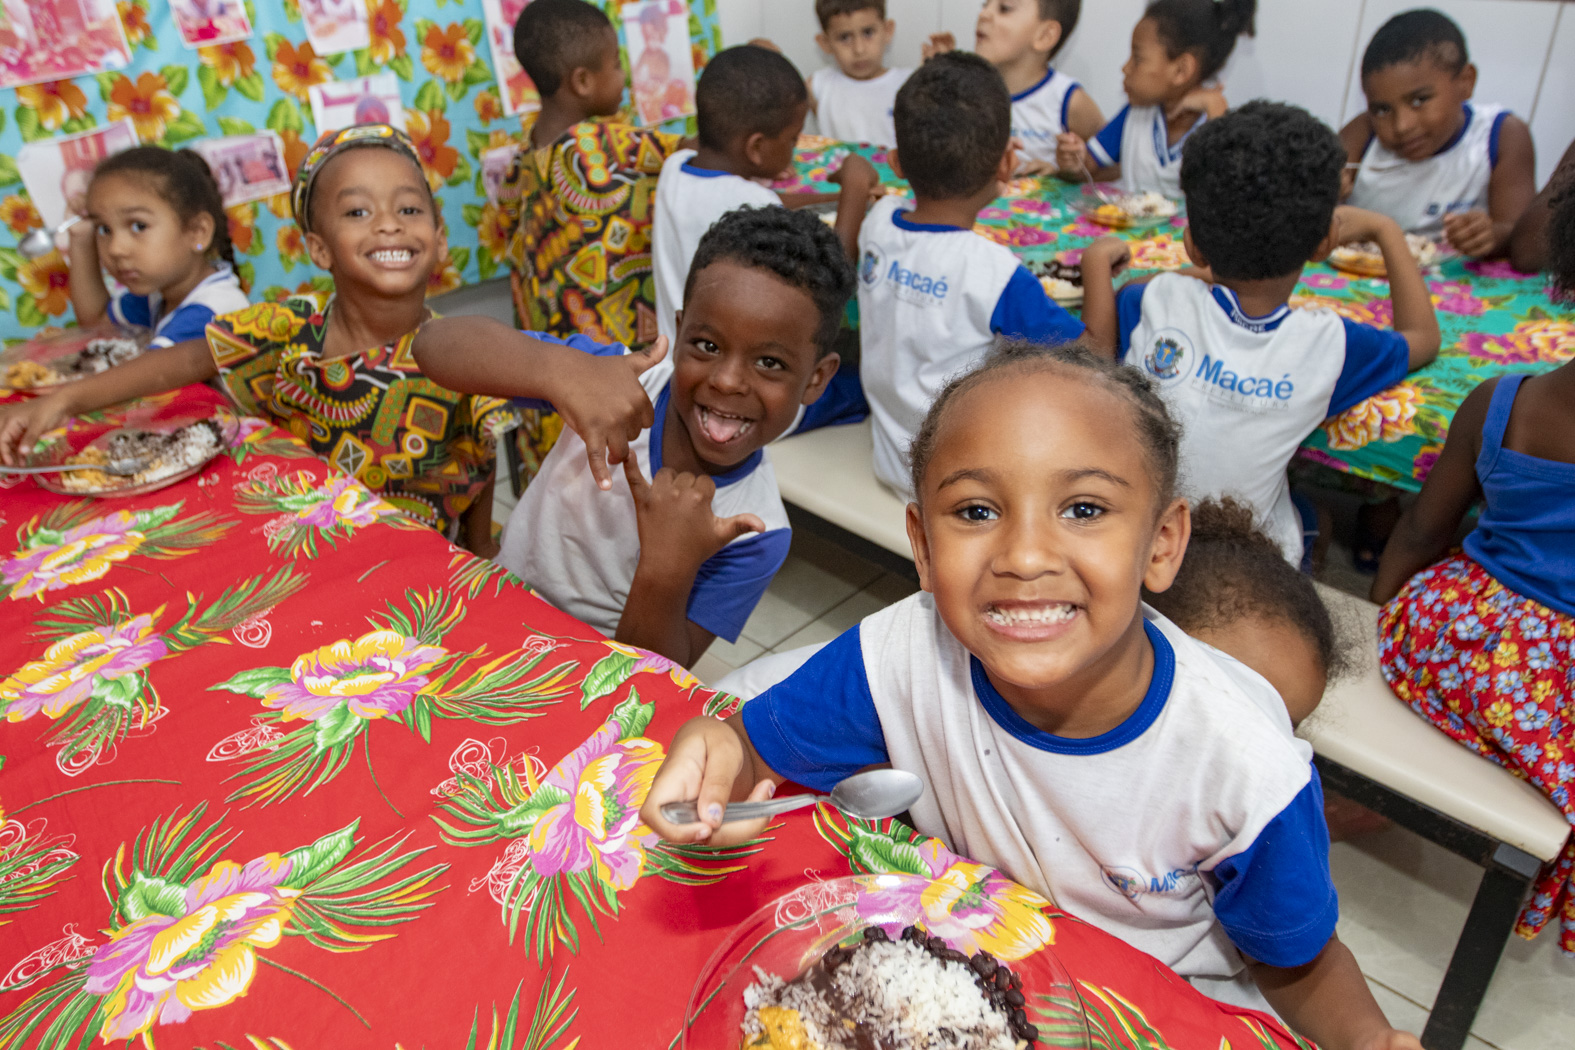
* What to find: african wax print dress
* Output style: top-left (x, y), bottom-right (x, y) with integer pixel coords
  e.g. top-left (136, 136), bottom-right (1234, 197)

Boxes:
top-left (206, 295), bottom-right (519, 537)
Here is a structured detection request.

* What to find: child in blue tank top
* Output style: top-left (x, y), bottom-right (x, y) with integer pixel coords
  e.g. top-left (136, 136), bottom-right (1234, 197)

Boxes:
top-left (1372, 187), bottom-right (1575, 955)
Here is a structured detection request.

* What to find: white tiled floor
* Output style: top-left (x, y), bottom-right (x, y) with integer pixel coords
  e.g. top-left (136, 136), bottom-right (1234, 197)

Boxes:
top-left (493, 472), bottom-right (1575, 1048)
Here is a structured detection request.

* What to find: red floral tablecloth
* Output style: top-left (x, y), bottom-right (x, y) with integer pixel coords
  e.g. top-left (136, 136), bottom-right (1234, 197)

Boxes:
top-left (0, 390), bottom-right (1316, 1049)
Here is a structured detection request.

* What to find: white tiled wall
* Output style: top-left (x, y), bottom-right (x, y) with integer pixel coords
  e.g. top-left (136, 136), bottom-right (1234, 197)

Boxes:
top-left (714, 0), bottom-right (1574, 185)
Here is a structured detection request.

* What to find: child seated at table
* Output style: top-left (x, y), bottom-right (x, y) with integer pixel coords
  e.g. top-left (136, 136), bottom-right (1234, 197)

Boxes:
top-left (1081, 101), bottom-right (1441, 566)
top-left (0, 126), bottom-right (515, 552)
top-left (652, 44), bottom-right (877, 348)
top-left (922, 0), bottom-right (1102, 171)
top-left (859, 52), bottom-right (1083, 497)
top-left (1372, 184), bottom-right (1575, 954)
top-left (1053, 0), bottom-right (1253, 197)
top-left (1341, 9), bottom-right (1535, 258)
top-left (412, 206), bottom-right (853, 668)
top-left (642, 340), bottom-right (1420, 1049)
top-left (68, 146), bottom-right (249, 348)
top-left (805, 0), bottom-right (909, 150)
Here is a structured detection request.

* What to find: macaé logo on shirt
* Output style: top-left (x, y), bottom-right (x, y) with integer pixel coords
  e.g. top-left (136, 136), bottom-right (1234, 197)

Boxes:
top-left (860, 245), bottom-right (886, 287)
top-left (1143, 328), bottom-right (1194, 383)
top-left (882, 258), bottom-right (949, 302)
top-left (1102, 864), bottom-right (1197, 901)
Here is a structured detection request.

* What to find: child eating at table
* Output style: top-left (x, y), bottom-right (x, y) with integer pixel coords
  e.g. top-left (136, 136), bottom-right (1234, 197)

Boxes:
top-left (0, 126), bottom-right (515, 552)
top-left (859, 52), bottom-right (1083, 497)
top-left (68, 146), bottom-right (249, 348)
top-left (1054, 0), bottom-right (1254, 196)
top-left (1371, 185), bottom-right (1575, 953)
top-left (1341, 9), bottom-right (1535, 258)
top-left (413, 206), bottom-right (853, 668)
top-left (642, 340), bottom-right (1421, 1049)
top-left (922, 0), bottom-right (1102, 171)
top-left (652, 44), bottom-right (878, 348)
top-left (806, 0), bottom-right (910, 149)
top-left (1081, 101), bottom-right (1440, 566)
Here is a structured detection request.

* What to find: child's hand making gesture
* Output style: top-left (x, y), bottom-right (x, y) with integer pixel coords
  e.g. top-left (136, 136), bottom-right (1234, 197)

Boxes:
top-left (1440, 208), bottom-right (1498, 258)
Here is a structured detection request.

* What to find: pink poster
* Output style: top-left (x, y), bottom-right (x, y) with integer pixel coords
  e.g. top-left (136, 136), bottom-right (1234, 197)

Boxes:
top-left (0, 0), bottom-right (132, 91)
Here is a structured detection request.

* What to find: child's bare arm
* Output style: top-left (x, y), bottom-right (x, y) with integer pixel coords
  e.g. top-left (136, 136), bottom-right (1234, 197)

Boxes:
top-left (1370, 382), bottom-right (1489, 604)
top-left (639, 712), bottom-right (782, 846)
top-left (411, 316), bottom-right (667, 490)
top-left (1064, 89), bottom-right (1105, 144)
top-left (0, 338), bottom-right (215, 465)
top-left (830, 154), bottom-right (880, 260)
top-left (1337, 115), bottom-right (1371, 200)
top-left (1077, 236), bottom-right (1131, 356)
top-left (1335, 206), bottom-right (1440, 368)
top-left (66, 214), bottom-right (109, 326)
top-left (1443, 115), bottom-right (1536, 258)
top-left (1250, 936), bottom-right (1422, 1050)
top-left (1510, 138), bottom-right (1575, 273)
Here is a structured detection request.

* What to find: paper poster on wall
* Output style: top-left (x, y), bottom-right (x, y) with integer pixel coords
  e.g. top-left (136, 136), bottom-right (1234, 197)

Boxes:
top-left (193, 133), bottom-right (291, 206)
top-left (480, 0), bottom-right (537, 116)
top-left (0, 0), bottom-right (132, 90)
top-left (170, 0), bottom-right (251, 48)
top-left (308, 73), bottom-right (407, 133)
top-left (621, 0), bottom-right (694, 126)
top-left (17, 119), bottom-right (137, 230)
top-left (480, 142), bottom-right (519, 203)
top-left (299, 0), bottom-right (369, 55)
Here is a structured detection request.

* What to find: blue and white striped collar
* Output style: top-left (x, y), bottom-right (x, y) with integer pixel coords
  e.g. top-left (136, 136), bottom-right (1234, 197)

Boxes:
top-left (1150, 108), bottom-right (1206, 167)
top-left (1210, 285), bottom-right (1290, 333)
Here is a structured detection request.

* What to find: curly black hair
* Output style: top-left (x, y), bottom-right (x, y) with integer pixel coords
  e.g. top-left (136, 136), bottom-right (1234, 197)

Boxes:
top-left (1180, 100), bottom-right (1344, 281)
top-left (1144, 497), bottom-right (1347, 681)
top-left (1361, 8), bottom-right (1468, 78)
top-left (1548, 183), bottom-right (1575, 301)
top-left (696, 45), bottom-right (808, 153)
top-left (909, 339), bottom-right (1180, 505)
top-left (815, 0), bottom-right (883, 29)
top-left (893, 52), bottom-right (1010, 202)
top-left (683, 205), bottom-right (855, 356)
top-left (512, 0), bottom-right (615, 100)
top-left (92, 146), bottom-right (237, 275)
top-left (1143, 0), bottom-right (1255, 84)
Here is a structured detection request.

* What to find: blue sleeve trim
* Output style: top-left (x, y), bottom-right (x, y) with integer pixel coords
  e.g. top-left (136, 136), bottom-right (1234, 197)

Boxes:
top-left (510, 331), bottom-right (626, 409)
top-left (149, 303), bottom-right (218, 349)
top-left (990, 266), bottom-right (1084, 344)
top-left (1327, 319), bottom-right (1411, 417)
top-left (1488, 110), bottom-right (1510, 169)
top-left (740, 624), bottom-right (887, 790)
top-left (1060, 83), bottom-right (1079, 135)
top-left (1212, 773), bottom-right (1339, 968)
top-left (686, 527), bottom-right (792, 642)
top-left (1115, 281), bottom-right (1147, 359)
top-left (1089, 106), bottom-right (1128, 167)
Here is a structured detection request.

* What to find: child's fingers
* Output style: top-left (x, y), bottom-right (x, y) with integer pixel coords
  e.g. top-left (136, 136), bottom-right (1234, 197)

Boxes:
top-left (630, 335), bottom-right (668, 374)
top-left (584, 434), bottom-right (614, 491)
top-left (621, 450), bottom-right (649, 496)
top-left (718, 513), bottom-right (766, 541)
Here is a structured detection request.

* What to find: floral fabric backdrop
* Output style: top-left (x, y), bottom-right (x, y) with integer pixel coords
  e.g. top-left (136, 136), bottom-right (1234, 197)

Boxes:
top-left (0, 0), bottom-right (720, 341)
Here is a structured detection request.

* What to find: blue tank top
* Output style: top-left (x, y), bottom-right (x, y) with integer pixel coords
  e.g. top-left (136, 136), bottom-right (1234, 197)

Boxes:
top-left (1462, 374), bottom-right (1575, 616)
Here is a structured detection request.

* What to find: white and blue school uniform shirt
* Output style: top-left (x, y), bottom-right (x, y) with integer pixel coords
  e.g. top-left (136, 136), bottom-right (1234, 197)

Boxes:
top-left (498, 332), bottom-right (791, 643)
top-left (742, 592), bottom-right (1338, 1008)
top-left (1086, 105), bottom-right (1204, 197)
top-left (108, 263), bottom-right (249, 348)
top-left (1118, 273), bottom-right (1411, 563)
top-left (1349, 103), bottom-right (1510, 238)
top-left (856, 195), bottom-right (1084, 495)
top-left (652, 150), bottom-right (781, 348)
top-left (809, 66), bottom-right (909, 148)
top-left (1010, 67), bottom-right (1083, 167)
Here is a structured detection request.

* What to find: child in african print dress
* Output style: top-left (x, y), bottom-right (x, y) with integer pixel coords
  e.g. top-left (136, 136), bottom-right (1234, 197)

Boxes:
top-left (0, 125), bottom-right (516, 554)
top-left (1372, 186), bottom-right (1575, 952)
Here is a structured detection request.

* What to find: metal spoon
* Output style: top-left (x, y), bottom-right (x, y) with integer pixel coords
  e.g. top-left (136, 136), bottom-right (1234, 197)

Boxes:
top-left (19, 215), bottom-right (81, 259)
top-left (1077, 155), bottom-right (1116, 205)
top-left (660, 768), bottom-right (923, 826)
top-left (0, 458), bottom-right (145, 476)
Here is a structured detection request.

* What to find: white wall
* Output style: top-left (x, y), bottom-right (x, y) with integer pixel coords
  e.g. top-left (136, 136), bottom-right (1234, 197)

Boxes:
top-left (715, 0), bottom-right (1572, 185)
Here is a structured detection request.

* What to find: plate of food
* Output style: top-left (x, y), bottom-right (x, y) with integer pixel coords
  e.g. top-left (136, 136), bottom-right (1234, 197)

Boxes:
top-left (1069, 190), bottom-right (1180, 229)
top-left (682, 875), bottom-right (1090, 1050)
top-left (0, 324), bottom-right (151, 393)
top-left (1327, 233), bottom-right (1446, 278)
top-left (29, 409), bottom-right (235, 498)
top-left (1034, 257), bottom-right (1084, 307)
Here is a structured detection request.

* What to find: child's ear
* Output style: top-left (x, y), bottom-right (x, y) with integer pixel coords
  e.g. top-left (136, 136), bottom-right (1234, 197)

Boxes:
top-left (1171, 50), bottom-right (1198, 90)
top-left (1181, 227), bottom-right (1209, 270)
top-left (888, 148), bottom-right (904, 180)
top-left (741, 131), bottom-right (768, 170)
top-left (1032, 18), bottom-right (1063, 56)
top-left (1310, 214), bottom-right (1340, 263)
top-left (189, 211), bottom-right (216, 254)
top-left (1141, 498), bottom-right (1191, 594)
top-left (995, 143), bottom-right (1017, 184)
top-left (304, 230), bottom-right (334, 271)
top-left (905, 501), bottom-right (934, 594)
top-left (799, 350), bottom-right (841, 405)
top-left (815, 31), bottom-right (831, 55)
top-left (1456, 62), bottom-right (1478, 98)
top-left (566, 64), bottom-right (596, 99)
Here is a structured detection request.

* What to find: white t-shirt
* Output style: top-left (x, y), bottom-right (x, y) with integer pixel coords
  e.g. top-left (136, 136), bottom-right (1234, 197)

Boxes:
top-left (498, 333), bottom-right (791, 642)
top-left (652, 149), bottom-right (781, 347)
top-left (1118, 273), bottom-right (1411, 562)
top-left (1087, 104), bottom-right (1204, 198)
top-left (1010, 67), bottom-right (1082, 167)
top-left (108, 263), bottom-right (250, 348)
top-left (855, 196), bottom-right (1083, 495)
top-left (809, 66), bottom-right (909, 149)
top-left (1349, 102), bottom-right (1509, 237)
top-left (741, 592), bottom-right (1337, 1008)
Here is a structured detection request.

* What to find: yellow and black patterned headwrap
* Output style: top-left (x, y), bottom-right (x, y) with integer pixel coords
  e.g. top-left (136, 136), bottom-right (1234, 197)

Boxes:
top-left (291, 123), bottom-right (430, 234)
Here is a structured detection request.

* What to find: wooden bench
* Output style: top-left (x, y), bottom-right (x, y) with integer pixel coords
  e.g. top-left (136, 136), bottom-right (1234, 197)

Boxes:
top-left (770, 420), bottom-right (1572, 1050)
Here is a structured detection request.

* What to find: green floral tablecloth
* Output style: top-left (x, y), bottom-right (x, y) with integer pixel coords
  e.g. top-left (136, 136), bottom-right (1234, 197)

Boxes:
top-left (780, 136), bottom-right (1575, 493)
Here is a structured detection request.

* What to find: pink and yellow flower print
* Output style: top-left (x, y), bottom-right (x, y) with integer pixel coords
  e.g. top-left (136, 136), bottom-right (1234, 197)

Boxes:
top-left (263, 630), bottom-right (447, 722)
top-left (1460, 318), bottom-right (1575, 365)
top-left (1, 510), bottom-right (151, 600)
top-left (1323, 383), bottom-right (1426, 451)
top-left (289, 475), bottom-right (389, 530)
top-left (0, 613), bottom-right (167, 722)
top-left (85, 853), bottom-right (301, 1042)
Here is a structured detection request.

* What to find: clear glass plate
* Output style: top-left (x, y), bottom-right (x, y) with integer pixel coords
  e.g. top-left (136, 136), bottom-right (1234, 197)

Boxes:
top-left (31, 407), bottom-right (237, 499)
top-left (0, 323), bottom-right (152, 392)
